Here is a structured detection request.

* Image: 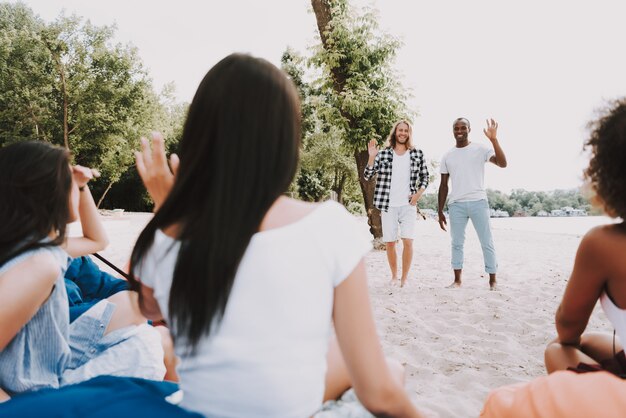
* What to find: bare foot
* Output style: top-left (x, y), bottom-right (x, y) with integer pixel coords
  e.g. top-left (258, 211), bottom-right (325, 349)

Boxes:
top-left (400, 277), bottom-right (407, 287)
top-left (446, 281), bottom-right (461, 289)
top-left (489, 281), bottom-right (498, 291)
top-left (390, 277), bottom-right (399, 286)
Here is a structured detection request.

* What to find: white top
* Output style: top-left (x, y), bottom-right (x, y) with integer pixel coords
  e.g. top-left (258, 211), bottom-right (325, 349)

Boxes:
top-left (440, 142), bottom-right (495, 204)
top-left (136, 201), bottom-right (371, 418)
top-left (600, 291), bottom-right (626, 350)
top-left (389, 150), bottom-right (411, 207)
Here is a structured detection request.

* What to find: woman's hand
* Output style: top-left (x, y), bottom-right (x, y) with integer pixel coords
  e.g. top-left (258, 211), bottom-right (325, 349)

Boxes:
top-left (135, 132), bottom-right (179, 211)
top-left (71, 165), bottom-right (99, 189)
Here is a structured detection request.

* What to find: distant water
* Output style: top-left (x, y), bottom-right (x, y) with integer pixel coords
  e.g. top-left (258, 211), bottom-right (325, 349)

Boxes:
top-left (490, 215), bottom-right (622, 236)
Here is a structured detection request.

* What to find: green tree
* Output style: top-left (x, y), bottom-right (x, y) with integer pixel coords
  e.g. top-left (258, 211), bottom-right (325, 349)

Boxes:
top-left (0, 3), bottom-right (55, 143)
top-left (282, 48), bottom-right (359, 206)
top-left (0, 4), bottom-right (167, 207)
top-left (310, 0), bottom-right (413, 238)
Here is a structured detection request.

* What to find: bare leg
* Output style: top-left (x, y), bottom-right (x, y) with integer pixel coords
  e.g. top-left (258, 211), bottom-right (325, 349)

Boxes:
top-left (544, 333), bottom-right (620, 373)
top-left (580, 332), bottom-right (623, 362)
top-left (323, 336), bottom-right (405, 402)
top-left (545, 340), bottom-right (597, 373)
top-left (447, 269), bottom-right (462, 288)
top-left (400, 239), bottom-right (413, 287)
top-left (489, 273), bottom-right (497, 290)
top-left (386, 242), bottom-right (398, 286)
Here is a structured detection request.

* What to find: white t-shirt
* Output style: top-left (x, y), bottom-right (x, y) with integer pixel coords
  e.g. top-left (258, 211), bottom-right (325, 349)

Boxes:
top-left (389, 150), bottom-right (411, 207)
top-left (135, 201), bottom-right (371, 418)
top-left (440, 142), bottom-right (495, 204)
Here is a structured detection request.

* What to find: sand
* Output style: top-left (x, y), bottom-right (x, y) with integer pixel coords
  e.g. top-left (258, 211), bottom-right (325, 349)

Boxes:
top-left (86, 212), bottom-right (615, 418)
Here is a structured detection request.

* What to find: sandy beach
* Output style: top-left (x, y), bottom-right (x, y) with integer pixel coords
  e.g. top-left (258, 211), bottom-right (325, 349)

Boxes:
top-left (84, 212), bottom-right (617, 418)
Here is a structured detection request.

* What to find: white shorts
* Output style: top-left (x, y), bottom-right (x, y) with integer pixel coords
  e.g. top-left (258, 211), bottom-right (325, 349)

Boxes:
top-left (61, 300), bottom-right (166, 385)
top-left (381, 205), bottom-right (416, 242)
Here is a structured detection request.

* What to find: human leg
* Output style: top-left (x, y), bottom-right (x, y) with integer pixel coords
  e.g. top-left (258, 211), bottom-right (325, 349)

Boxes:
top-left (544, 333), bottom-right (621, 374)
top-left (468, 199), bottom-right (497, 289)
top-left (385, 243), bottom-right (398, 285)
top-left (580, 332), bottom-right (623, 362)
top-left (398, 205), bottom-right (416, 287)
top-left (400, 239), bottom-right (413, 287)
top-left (381, 208), bottom-right (400, 284)
top-left (446, 269), bottom-right (462, 288)
top-left (448, 202), bottom-right (468, 287)
top-left (545, 339), bottom-right (598, 373)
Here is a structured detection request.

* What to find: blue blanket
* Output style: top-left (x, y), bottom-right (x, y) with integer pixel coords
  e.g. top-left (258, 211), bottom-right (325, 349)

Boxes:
top-left (65, 256), bottom-right (129, 322)
top-left (0, 376), bottom-right (203, 418)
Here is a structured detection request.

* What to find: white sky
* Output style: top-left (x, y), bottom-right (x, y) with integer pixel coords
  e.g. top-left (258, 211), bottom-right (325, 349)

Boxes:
top-left (15, 0), bottom-right (626, 192)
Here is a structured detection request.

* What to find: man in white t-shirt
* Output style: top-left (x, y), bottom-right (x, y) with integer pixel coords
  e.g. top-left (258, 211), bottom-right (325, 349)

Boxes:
top-left (437, 118), bottom-right (507, 290)
top-left (364, 120), bottom-right (429, 287)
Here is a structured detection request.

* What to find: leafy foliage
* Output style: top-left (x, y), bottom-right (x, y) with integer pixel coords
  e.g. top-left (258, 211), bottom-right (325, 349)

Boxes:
top-left (284, 0), bottom-right (413, 223)
top-left (0, 3), bottom-right (186, 208)
top-left (309, 0), bottom-right (412, 151)
top-left (420, 189), bottom-right (594, 216)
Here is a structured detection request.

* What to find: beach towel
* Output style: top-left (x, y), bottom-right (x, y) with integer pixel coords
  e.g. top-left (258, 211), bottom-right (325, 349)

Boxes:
top-left (481, 370), bottom-right (626, 418)
top-left (0, 375), bottom-right (202, 418)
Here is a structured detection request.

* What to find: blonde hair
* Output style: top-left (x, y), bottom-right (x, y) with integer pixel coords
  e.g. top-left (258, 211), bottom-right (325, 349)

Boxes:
top-left (385, 120), bottom-right (414, 149)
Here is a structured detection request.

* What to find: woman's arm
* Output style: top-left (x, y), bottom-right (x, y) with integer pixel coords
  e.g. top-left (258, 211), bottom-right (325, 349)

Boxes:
top-left (0, 253), bottom-right (59, 351)
top-left (333, 260), bottom-right (423, 418)
top-left (556, 228), bottom-right (607, 345)
top-left (137, 283), bottom-right (165, 321)
top-left (64, 166), bottom-right (108, 258)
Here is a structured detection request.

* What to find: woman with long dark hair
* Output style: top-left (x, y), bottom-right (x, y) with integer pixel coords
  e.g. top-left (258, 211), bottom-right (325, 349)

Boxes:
top-left (0, 141), bottom-right (165, 401)
top-left (130, 53), bottom-right (422, 417)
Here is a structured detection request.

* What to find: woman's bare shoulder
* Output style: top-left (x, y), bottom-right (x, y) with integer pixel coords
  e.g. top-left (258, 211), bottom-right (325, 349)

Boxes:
top-left (0, 251), bottom-right (60, 288)
top-left (260, 197), bottom-right (322, 231)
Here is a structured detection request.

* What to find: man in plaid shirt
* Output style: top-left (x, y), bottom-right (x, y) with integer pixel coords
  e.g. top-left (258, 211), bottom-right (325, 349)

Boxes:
top-left (364, 120), bottom-right (429, 287)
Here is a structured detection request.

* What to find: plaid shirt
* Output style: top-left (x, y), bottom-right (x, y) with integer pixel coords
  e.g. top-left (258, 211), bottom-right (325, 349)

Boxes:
top-left (363, 147), bottom-right (429, 212)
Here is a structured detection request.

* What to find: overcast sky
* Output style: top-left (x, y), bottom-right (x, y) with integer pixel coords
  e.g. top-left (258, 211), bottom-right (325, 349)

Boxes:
top-left (15, 0), bottom-right (626, 192)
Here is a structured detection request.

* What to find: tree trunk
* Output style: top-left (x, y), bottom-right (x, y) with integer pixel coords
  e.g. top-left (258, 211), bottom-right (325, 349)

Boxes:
top-left (96, 181), bottom-right (114, 209)
top-left (355, 149), bottom-right (382, 238)
top-left (312, 0), bottom-right (382, 238)
top-left (334, 171), bottom-right (346, 204)
top-left (60, 63), bottom-right (69, 150)
top-left (50, 51), bottom-right (70, 149)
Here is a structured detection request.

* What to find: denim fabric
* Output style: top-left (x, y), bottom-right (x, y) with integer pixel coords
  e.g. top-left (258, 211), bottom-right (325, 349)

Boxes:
top-left (448, 199), bottom-right (497, 274)
top-left (65, 256), bottom-right (128, 322)
top-left (0, 246), bottom-right (72, 395)
top-left (0, 247), bottom-right (164, 396)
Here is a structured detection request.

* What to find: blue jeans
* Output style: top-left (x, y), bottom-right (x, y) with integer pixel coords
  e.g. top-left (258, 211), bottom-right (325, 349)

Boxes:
top-left (449, 199), bottom-right (497, 274)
